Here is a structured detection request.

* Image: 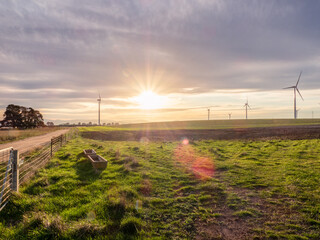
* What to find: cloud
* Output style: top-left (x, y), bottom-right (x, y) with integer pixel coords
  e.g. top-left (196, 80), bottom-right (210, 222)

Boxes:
top-left (0, 0), bottom-right (320, 123)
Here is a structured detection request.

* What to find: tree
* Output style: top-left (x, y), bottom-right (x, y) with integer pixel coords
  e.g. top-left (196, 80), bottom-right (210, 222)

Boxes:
top-left (1, 104), bottom-right (44, 129)
top-left (1, 104), bottom-right (22, 128)
top-left (47, 122), bottom-right (54, 126)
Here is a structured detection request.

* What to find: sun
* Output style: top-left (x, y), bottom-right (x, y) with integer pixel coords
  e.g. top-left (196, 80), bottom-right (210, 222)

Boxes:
top-left (134, 91), bottom-right (166, 109)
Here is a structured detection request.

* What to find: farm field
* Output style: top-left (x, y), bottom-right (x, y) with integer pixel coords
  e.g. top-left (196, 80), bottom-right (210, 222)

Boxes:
top-left (80, 119), bottom-right (320, 132)
top-left (0, 127), bottom-right (64, 144)
top-left (1, 135), bottom-right (320, 239)
top-left (81, 125), bottom-right (320, 142)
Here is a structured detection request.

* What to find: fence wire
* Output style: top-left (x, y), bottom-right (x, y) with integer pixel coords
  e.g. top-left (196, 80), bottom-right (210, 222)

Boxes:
top-left (0, 128), bottom-right (79, 211)
top-left (0, 148), bottom-right (13, 211)
top-left (19, 142), bottom-right (51, 185)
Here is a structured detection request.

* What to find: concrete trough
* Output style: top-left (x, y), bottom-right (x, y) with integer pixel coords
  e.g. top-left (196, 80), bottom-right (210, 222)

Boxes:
top-left (83, 149), bottom-right (96, 156)
top-left (87, 154), bottom-right (108, 169)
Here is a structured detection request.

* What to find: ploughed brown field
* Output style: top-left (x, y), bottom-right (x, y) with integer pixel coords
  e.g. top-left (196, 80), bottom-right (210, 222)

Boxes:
top-left (82, 124), bottom-right (320, 141)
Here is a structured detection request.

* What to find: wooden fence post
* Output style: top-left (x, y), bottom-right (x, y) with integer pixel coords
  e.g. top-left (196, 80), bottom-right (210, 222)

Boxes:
top-left (12, 150), bottom-right (19, 192)
top-left (51, 138), bottom-right (53, 157)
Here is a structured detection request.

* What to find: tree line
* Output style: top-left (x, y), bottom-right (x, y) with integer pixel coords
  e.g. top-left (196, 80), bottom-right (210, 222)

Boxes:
top-left (0, 104), bottom-right (44, 129)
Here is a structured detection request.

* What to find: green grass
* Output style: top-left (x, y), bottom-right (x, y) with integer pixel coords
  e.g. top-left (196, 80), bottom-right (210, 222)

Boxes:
top-left (79, 119), bottom-right (320, 132)
top-left (0, 127), bottom-right (64, 144)
top-left (1, 136), bottom-right (320, 239)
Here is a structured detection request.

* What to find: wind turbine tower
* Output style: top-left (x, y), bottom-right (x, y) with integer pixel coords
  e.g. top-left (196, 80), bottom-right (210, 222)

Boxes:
top-left (283, 71), bottom-right (304, 119)
top-left (228, 113), bottom-right (232, 120)
top-left (97, 94), bottom-right (101, 125)
top-left (244, 99), bottom-right (251, 120)
top-left (207, 108), bottom-right (210, 120)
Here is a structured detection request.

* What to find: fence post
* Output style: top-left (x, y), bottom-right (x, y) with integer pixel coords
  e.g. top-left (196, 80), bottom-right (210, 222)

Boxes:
top-left (12, 150), bottom-right (19, 192)
top-left (51, 138), bottom-right (53, 157)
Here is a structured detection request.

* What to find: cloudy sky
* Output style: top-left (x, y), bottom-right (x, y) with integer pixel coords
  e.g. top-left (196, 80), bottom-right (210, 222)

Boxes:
top-left (1, 0), bottom-right (320, 124)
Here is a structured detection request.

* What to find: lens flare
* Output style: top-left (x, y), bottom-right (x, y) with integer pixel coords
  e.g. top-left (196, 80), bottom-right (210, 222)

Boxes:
top-left (174, 144), bottom-right (214, 180)
top-left (140, 137), bottom-right (149, 144)
top-left (182, 138), bottom-right (189, 145)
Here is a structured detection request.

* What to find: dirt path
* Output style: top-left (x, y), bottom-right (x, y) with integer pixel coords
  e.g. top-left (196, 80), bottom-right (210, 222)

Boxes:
top-left (0, 129), bottom-right (69, 156)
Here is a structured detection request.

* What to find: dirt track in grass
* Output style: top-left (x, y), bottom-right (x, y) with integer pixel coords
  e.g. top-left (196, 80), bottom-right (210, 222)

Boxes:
top-left (82, 125), bottom-right (320, 142)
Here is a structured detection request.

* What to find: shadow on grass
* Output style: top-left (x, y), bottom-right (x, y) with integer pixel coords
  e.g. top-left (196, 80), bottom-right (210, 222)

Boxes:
top-left (0, 192), bottom-right (34, 225)
top-left (74, 152), bottom-right (102, 182)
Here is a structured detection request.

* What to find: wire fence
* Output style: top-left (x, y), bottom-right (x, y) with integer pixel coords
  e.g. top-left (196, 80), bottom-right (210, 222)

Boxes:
top-left (0, 128), bottom-right (78, 211)
top-left (0, 148), bottom-right (13, 211)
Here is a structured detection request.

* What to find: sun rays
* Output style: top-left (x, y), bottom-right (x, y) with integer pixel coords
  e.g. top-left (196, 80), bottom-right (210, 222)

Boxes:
top-left (133, 90), bottom-right (167, 110)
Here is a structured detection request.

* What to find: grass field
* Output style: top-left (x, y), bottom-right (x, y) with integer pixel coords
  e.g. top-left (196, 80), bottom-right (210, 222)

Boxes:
top-left (79, 119), bottom-right (320, 132)
top-left (1, 135), bottom-right (320, 239)
top-left (0, 127), bottom-right (63, 144)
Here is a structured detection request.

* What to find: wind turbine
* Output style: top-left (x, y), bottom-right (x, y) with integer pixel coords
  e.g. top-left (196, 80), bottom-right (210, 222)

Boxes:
top-left (283, 71), bottom-right (304, 119)
top-left (184, 105), bottom-right (214, 120)
top-left (228, 113), bottom-right (232, 120)
top-left (244, 99), bottom-right (251, 120)
top-left (97, 93), bottom-right (101, 125)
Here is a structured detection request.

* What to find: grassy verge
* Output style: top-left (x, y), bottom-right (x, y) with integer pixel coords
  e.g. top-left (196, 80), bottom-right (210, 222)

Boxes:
top-left (0, 127), bottom-right (63, 144)
top-left (0, 137), bottom-right (319, 239)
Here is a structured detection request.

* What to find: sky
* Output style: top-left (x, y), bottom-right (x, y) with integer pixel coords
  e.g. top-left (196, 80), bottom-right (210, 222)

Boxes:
top-left (1, 0), bottom-right (320, 124)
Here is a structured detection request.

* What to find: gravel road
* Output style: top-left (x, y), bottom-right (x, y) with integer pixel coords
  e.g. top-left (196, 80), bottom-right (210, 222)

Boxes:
top-left (0, 129), bottom-right (70, 155)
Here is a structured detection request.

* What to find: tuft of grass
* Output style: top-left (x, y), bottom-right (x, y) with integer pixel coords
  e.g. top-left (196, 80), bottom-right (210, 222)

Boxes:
top-left (233, 210), bottom-right (255, 218)
top-left (120, 216), bottom-right (143, 235)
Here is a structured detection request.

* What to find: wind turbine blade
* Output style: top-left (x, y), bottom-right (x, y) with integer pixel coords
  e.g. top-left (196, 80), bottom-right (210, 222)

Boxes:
top-left (248, 105), bottom-right (251, 109)
top-left (296, 71), bottom-right (302, 87)
top-left (296, 88), bottom-right (304, 101)
top-left (283, 86), bottom-right (295, 89)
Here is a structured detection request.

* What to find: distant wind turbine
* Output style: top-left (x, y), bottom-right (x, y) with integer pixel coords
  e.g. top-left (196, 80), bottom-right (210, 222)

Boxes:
top-left (228, 113), bottom-right (232, 120)
top-left (97, 93), bottom-right (101, 125)
top-left (244, 99), bottom-right (251, 120)
top-left (283, 71), bottom-right (304, 119)
top-left (184, 105), bottom-right (214, 120)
